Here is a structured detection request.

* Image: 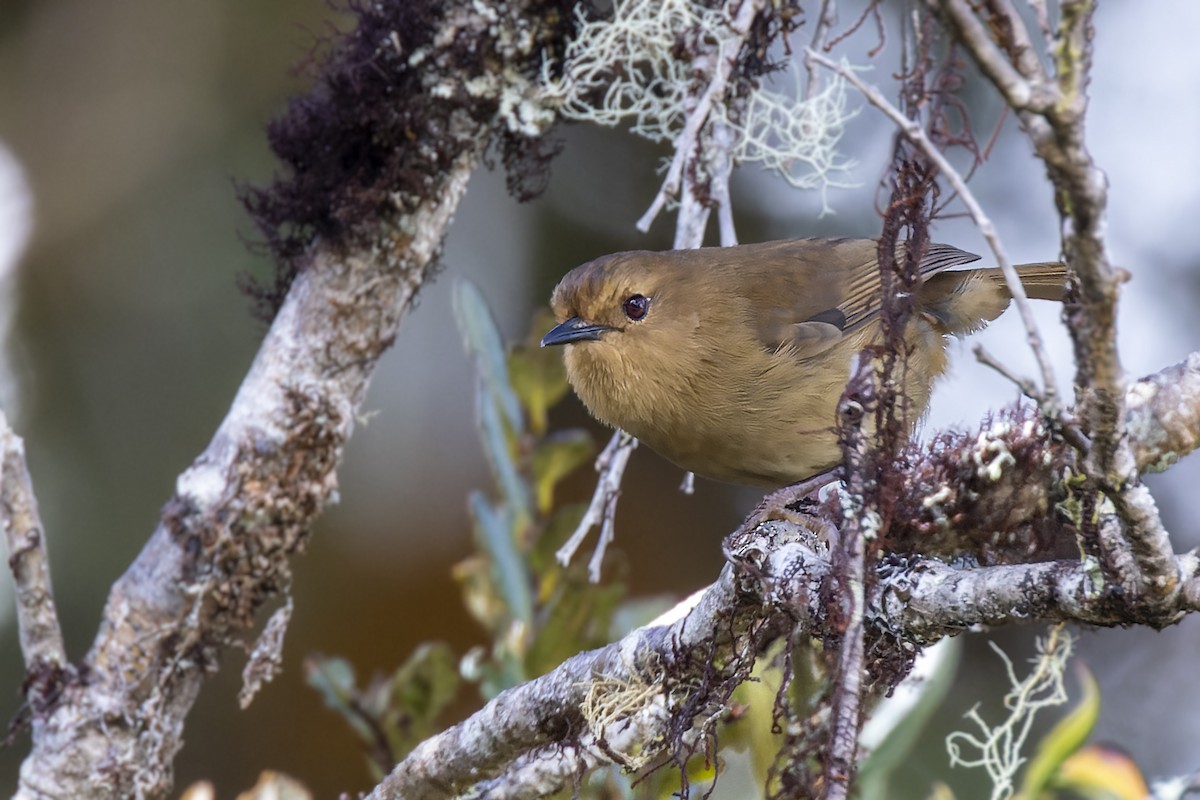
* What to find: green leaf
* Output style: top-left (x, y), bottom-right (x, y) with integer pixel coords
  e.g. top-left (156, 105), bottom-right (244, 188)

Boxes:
top-left (477, 384), bottom-right (531, 520)
top-left (383, 642), bottom-right (461, 761)
top-left (529, 502), bottom-right (588, 576)
top-left (526, 576), bottom-right (625, 676)
top-left (1018, 661), bottom-right (1101, 799)
top-left (453, 278), bottom-right (523, 434)
top-left (508, 310), bottom-right (571, 436)
top-left (305, 655), bottom-right (376, 744)
top-left (469, 491), bottom-right (534, 629)
top-left (858, 638), bottom-right (962, 800)
top-left (531, 430), bottom-right (595, 514)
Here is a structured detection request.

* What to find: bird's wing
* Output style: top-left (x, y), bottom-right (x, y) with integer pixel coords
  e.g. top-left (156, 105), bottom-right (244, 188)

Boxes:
top-left (745, 239), bottom-right (980, 359)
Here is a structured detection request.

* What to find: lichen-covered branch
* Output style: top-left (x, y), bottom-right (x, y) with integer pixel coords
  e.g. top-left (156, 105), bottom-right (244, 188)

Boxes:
top-left (13, 0), bottom-right (564, 795)
top-left (1, 410), bottom-right (68, 701)
top-left (932, 0), bottom-right (1179, 623)
top-left (15, 156), bottom-right (479, 800)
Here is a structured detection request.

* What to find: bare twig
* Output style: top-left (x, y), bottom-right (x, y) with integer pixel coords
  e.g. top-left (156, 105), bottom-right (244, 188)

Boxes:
top-left (636, 0), bottom-right (767, 233)
top-left (807, 49), bottom-right (1061, 409)
top-left (974, 343), bottom-right (1042, 401)
top-left (556, 430), bottom-right (637, 582)
top-left (984, 0), bottom-right (1051, 85)
top-left (939, 0), bottom-right (1179, 619)
top-left (708, 120), bottom-right (740, 248)
top-left (673, 168), bottom-right (713, 249)
top-left (0, 410), bottom-right (67, 674)
top-left (804, 0), bottom-right (839, 99)
top-left (825, 361), bottom-right (873, 800)
top-left (930, 0), bottom-right (1055, 112)
top-left (1027, 0), bottom-right (1056, 52)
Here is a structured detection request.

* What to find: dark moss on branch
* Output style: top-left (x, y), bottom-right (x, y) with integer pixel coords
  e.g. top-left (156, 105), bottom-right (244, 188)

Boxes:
top-left (239, 0), bottom-right (579, 320)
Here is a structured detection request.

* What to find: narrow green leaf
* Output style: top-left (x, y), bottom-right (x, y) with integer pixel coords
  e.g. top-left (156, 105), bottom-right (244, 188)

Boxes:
top-left (469, 490), bottom-right (534, 628)
top-left (453, 278), bottom-right (523, 433)
top-left (1018, 662), bottom-right (1101, 799)
top-left (390, 642), bottom-right (460, 725)
top-left (382, 642), bottom-right (461, 761)
top-left (508, 312), bottom-right (571, 436)
top-left (526, 578), bottom-right (625, 676)
top-left (528, 502), bottom-right (588, 578)
top-left (858, 638), bottom-right (962, 799)
top-left (531, 430), bottom-right (595, 514)
top-left (305, 655), bottom-right (376, 744)
top-left (477, 384), bottom-right (530, 519)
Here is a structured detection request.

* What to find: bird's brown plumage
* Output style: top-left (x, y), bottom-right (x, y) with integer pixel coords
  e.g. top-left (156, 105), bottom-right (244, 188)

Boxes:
top-left (542, 238), bottom-right (1067, 487)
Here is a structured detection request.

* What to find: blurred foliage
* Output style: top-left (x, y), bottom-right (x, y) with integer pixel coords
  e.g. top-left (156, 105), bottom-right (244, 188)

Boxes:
top-left (858, 638), bottom-right (962, 799)
top-left (305, 279), bottom-right (629, 780)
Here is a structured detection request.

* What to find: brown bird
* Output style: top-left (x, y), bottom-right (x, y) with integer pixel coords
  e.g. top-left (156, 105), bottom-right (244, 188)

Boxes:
top-left (540, 238), bottom-right (1067, 487)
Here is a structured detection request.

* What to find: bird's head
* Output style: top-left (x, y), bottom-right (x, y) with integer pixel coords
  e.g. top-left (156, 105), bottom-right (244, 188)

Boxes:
top-left (540, 249), bottom-right (718, 428)
top-left (541, 250), bottom-right (683, 352)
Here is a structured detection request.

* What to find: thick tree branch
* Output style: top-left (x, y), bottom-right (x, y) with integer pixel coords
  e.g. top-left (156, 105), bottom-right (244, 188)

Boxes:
top-left (374, 354), bottom-right (1200, 799)
top-left (13, 0), bottom-right (562, 793)
top-left (376, 525), bottom-right (1200, 799)
top-left (15, 156), bottom-right (478, 800)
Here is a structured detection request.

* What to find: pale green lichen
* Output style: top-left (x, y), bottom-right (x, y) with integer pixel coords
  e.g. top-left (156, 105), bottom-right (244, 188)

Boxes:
top-left (539, 0), bottom-right (857, 202)
top-left (946, 627), bottom-right (1075, 800)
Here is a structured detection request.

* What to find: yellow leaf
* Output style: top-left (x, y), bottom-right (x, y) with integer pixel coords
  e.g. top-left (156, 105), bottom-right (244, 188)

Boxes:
top-left (1018, 661), bottom-right (1100, 799)
top-left (1055, 744), bottom-right (1149, 800)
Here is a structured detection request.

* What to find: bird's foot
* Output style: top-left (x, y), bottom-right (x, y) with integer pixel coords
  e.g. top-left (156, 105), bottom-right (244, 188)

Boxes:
top-left (728, 468), bottom-right (843, 545)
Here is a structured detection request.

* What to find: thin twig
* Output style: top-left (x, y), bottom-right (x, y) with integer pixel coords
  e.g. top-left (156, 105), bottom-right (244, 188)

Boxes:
top-left (709, 120), bottom-right (740, 247)
top-left (556, 430), bottom-right (637, 582)
top-left (673, 168), bottom-right (712, 249)
top-left (928, 0), bottom-right (1055, 113)
top-left (807, 49), bottom-right (1061, 410)
top-left (987, 0), bottom-right (1051, 85)
top-left (1027, 0), bottom-right (1056, 52)
top-left (636, 0), bottom-right (767, 233)
top-left (0, 409), bottom-right (67, 673)
top-left (804, 0), bottom-right (838, 98)
top-left (824, 358), bottom-right (874, 799)
top-left (974, 343), bottom-right (1042, 402)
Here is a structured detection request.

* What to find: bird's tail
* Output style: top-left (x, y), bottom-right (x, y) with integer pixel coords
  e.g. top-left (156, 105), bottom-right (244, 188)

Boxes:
top-left (985, 261), bottom-right (1070, 301)
top-left (920, 261), bottom-right (1068, 334)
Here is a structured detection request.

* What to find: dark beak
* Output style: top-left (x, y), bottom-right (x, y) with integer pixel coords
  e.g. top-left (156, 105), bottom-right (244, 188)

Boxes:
top-left (540, 317), bottom-right (613, 347)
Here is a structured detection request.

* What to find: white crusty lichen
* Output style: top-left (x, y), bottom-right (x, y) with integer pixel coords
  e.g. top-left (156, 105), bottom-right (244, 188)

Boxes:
top-left (540, 0), bottom-right (856, 199)
top-left (970, 421), bottom-right (1017, 481)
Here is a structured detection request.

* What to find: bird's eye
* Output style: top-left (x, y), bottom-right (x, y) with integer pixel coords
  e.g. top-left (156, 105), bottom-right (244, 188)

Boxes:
top-left (623, 294), bottom-right (650, 321)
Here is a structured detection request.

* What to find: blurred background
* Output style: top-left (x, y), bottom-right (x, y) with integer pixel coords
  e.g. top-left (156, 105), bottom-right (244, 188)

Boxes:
top-left (2, 1), bottom-right (1200, 797)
